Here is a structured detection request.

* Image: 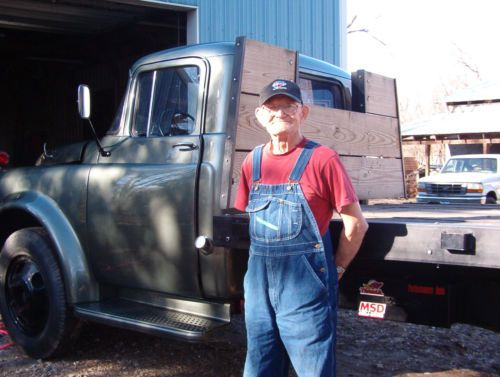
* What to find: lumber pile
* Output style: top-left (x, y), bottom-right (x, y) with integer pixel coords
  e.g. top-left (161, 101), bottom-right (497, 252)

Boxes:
top-left (403, 157), bottom-right (419, 198)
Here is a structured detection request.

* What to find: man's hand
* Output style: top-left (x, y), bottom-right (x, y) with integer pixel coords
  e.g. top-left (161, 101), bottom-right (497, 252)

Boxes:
top-left (335, 201), bottom-right (368, 280)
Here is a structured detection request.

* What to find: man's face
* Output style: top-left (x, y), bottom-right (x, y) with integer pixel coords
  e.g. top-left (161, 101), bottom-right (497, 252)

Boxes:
top-left (255, 95), bottom-right (309, 137)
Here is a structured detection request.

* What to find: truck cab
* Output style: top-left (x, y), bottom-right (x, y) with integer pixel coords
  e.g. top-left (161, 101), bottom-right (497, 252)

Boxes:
top-left (0, 39), bottom-right (354, 359)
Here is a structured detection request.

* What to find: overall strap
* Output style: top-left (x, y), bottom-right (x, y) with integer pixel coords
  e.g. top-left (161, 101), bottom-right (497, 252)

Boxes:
top-left (251, 144), bottom-right (265, 182)
top-left (288, 140), bottom-right (319, 181)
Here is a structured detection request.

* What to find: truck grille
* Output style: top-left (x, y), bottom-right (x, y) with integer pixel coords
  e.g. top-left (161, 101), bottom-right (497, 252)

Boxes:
top-left (427, 183), bottom-right (465, 195)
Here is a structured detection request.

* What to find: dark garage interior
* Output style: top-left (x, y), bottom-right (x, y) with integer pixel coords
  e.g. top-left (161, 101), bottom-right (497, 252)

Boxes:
top-left (0, 0), bottom-right (188, 166)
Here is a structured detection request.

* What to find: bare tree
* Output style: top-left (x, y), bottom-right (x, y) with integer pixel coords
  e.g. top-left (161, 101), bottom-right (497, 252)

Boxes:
top-left (347, 15), bottom-right (387, 46)
top-left (454, 44), bottom-right (481, 80)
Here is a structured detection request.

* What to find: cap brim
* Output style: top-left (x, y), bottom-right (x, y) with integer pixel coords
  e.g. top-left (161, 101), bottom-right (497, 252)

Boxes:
top-left (259, 92), bottom-right (303, 106)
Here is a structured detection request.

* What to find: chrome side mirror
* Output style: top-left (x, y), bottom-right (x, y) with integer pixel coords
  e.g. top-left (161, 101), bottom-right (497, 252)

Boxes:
top-left (76, 84), bottom-right (110, 157)
top-left (77, 84), bottom-right (91, 119)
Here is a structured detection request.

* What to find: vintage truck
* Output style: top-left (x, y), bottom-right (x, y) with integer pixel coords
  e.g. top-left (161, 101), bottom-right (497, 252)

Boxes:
top-left (0, 37), bottom-right (499, 360)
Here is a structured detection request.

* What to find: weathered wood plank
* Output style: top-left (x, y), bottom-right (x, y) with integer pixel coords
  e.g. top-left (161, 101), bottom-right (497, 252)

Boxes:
top-left (235, 94), bottom-right (401, 158)
top-left (352, 70), bottom-right (398, 118)
top-left (340, 156), bottom-right (405, 199)
top-left (230, 151), bottom-right (405, 206)
top-left (403, 138), bottom-right (500, 145)
top-left (240, 39), bottom-right (297, 95)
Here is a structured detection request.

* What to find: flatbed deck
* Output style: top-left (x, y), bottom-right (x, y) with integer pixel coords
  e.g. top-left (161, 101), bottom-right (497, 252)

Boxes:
top-left (217, 203), bottom-right (500, 268)
top-left (356, 203), bottom-right (500, 225)
top-left (329, 203), bottom-right (500, 269)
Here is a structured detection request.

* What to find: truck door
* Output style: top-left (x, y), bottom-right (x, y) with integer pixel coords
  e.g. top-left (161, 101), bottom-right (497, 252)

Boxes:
top-left (86, 59), bottom-right (206, 297)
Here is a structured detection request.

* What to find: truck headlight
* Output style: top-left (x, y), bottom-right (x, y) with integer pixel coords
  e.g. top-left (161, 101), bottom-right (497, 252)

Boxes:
top-left (465, 183), bottom-right (483, 193)
top-left (417, 182), bottom-right (427, 193)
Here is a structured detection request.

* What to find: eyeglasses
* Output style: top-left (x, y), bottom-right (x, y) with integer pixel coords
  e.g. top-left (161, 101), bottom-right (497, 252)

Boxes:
top-left (261, 103), bottom-right (300, 116)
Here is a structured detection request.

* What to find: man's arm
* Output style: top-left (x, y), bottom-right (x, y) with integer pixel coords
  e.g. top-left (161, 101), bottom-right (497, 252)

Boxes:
top-left (335, 201), bottom-right (369, 280)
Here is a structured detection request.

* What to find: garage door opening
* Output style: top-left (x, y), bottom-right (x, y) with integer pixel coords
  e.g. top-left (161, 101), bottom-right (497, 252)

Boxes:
top-left (0, 0), bottom-right (191, 166)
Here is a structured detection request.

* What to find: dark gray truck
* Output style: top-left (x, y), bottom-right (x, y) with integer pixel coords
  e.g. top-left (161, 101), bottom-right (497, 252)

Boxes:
top-left (0, 37), bottom-right (498, 360)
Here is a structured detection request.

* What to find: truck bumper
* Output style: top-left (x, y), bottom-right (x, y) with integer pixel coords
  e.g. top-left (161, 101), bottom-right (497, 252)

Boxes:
top-left (416, 195), bottom-right (485, 204)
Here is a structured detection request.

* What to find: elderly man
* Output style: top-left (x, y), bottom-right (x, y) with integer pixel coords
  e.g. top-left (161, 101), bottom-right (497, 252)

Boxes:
top-left (234, 79), bottom-right (368, 377)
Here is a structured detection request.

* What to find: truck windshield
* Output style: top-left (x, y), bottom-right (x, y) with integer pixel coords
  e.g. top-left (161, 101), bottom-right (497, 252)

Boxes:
top-left (441, 158), bottom-right (498, 173)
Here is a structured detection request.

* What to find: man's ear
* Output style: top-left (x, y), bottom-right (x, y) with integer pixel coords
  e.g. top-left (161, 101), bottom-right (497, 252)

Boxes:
top-left (300, 104), bottom-right (310, 120)
top-left (255, 107), bottom-right (266, 126)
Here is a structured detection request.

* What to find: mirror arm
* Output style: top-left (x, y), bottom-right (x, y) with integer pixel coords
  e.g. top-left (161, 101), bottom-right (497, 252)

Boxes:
top-left (86, 119), bottom-right (111, 157)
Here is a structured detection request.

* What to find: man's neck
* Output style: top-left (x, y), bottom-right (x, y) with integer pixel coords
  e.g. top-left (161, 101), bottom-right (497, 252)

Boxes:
top-left (269, 132), bottom-right (304, 155)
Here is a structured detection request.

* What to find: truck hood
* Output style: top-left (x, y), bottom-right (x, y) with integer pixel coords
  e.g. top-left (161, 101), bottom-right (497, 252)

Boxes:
top-left (419, 172), bottom-right (499, 184)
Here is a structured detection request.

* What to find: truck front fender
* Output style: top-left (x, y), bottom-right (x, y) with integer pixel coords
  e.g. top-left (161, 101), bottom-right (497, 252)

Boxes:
top-left (0, 191), bottom-right (98, 303)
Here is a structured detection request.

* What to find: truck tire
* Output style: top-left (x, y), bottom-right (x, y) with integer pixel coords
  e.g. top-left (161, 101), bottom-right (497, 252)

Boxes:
top-left (0, 227), bottom-right (81, 359)
top-left (485, 194), bottom-right (497, 204)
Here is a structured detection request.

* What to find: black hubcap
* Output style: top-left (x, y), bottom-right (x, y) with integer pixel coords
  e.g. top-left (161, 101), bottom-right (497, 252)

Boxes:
top-left (6, 256), bottom-right (49, 335)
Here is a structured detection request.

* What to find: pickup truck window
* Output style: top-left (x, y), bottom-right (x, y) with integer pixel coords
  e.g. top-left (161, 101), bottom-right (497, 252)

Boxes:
top-left (131, 66), bottom-right (199, 137)
top-left (442, 157), bottom-right (498, 173)
top-left (298, 77), bottom-right (344, 109)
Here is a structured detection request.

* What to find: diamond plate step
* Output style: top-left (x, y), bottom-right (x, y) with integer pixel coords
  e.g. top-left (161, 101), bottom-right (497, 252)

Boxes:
top-left (75, 298), bottom-right (229, 340)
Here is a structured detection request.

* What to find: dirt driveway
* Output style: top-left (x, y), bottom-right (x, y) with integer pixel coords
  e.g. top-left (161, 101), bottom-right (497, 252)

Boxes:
top-left (1, 309), bottom-right (499, 377)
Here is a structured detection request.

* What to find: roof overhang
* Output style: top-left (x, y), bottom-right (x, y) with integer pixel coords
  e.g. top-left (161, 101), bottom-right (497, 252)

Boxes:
top-left (0, 0), bottom-right (190, 35)
top-left (402, 107), bottom-right (500, 145)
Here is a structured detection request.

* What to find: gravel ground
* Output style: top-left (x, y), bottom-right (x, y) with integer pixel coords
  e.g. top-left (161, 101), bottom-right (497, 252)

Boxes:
top-left (1, 309), bottom-right (499, 377)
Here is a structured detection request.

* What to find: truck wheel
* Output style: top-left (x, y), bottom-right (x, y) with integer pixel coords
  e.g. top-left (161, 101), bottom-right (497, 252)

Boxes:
top-left (0, 227), bottom-right (80, 359)
top-left (485, 194), bottom-right (497, 204)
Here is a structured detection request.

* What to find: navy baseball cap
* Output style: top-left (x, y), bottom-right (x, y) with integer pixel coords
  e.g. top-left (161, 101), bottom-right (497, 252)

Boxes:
top-left (259, 79), bottom-right (303, 106)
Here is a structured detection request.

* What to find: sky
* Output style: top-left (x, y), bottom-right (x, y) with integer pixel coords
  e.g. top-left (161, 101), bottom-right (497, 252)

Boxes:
top-left (346, 0), bottom-right (500, 122)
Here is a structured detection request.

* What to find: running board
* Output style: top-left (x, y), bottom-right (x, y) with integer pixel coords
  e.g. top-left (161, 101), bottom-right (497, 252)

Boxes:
top-left (74, 298), bottom-right (230, 341)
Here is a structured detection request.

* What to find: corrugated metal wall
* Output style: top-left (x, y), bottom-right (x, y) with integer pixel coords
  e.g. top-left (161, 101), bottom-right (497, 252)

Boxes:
top-left (153, 0), bottom-right (344, 67)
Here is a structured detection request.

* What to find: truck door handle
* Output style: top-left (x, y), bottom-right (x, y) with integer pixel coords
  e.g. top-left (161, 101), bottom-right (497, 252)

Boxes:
top-left (172, 142), bottom-right (198, 151)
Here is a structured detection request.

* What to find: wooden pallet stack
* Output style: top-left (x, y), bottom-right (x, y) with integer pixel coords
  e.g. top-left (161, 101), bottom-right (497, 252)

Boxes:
top-left (403, 156), bottom-right (419, 198)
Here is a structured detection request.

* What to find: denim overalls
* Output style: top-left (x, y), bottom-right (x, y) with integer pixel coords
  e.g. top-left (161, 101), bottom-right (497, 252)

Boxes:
top-left (243, 140), bottom-right (337, 377)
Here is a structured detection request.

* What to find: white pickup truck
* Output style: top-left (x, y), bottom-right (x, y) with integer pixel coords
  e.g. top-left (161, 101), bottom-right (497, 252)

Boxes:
top-left (417, 154), bottom-right (500, 204)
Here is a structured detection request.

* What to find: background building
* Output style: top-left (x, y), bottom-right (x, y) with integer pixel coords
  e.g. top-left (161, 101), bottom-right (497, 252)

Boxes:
top-left (401, 79), bottom-right (500, 175)
top-left (0, 0), bottom-right (346, 166)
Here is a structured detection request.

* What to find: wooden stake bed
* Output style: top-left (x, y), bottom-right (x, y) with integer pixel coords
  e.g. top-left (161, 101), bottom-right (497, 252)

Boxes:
top-left (227, 37), bottom-right (405, 207)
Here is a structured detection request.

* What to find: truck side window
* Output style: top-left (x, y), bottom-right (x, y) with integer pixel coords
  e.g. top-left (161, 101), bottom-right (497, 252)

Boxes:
top-left (298, 77), bottom-right (344, 109)
top-left (131, 66), bottom-right (200, 137)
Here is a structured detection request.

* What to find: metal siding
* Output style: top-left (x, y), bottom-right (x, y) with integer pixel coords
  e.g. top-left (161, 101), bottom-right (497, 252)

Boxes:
top-left (311, 2), bottom-right (321, 58)
top-left (276, 0), bottom-right (289, 47)
top-left (300, 0), bottom-right (310, 55)
top-left (267, 0), bottom-right (278, 42)
top-left (333, 0), bottom-right (340, 61)
top-left (288, 0), bottom-right (299, 52)
top-left (150, 0), bottom-right (342, 65)
top-left (301, 1), bottom-right (312, 56)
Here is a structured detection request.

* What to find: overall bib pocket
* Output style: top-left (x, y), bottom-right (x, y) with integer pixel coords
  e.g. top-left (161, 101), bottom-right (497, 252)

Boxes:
top-left (246, 197), bottom-right (303, 242)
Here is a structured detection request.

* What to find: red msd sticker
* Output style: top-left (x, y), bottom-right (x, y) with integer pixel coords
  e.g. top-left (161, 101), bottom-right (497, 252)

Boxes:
top-left (358, 280), bottom-right (387, 319)
top-left (358, 301), bottom-right (387, 319)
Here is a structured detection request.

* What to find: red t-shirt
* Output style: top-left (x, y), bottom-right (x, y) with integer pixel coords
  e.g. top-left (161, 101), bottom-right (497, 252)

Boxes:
top-left (234, 139), bottom-right (358, 235)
